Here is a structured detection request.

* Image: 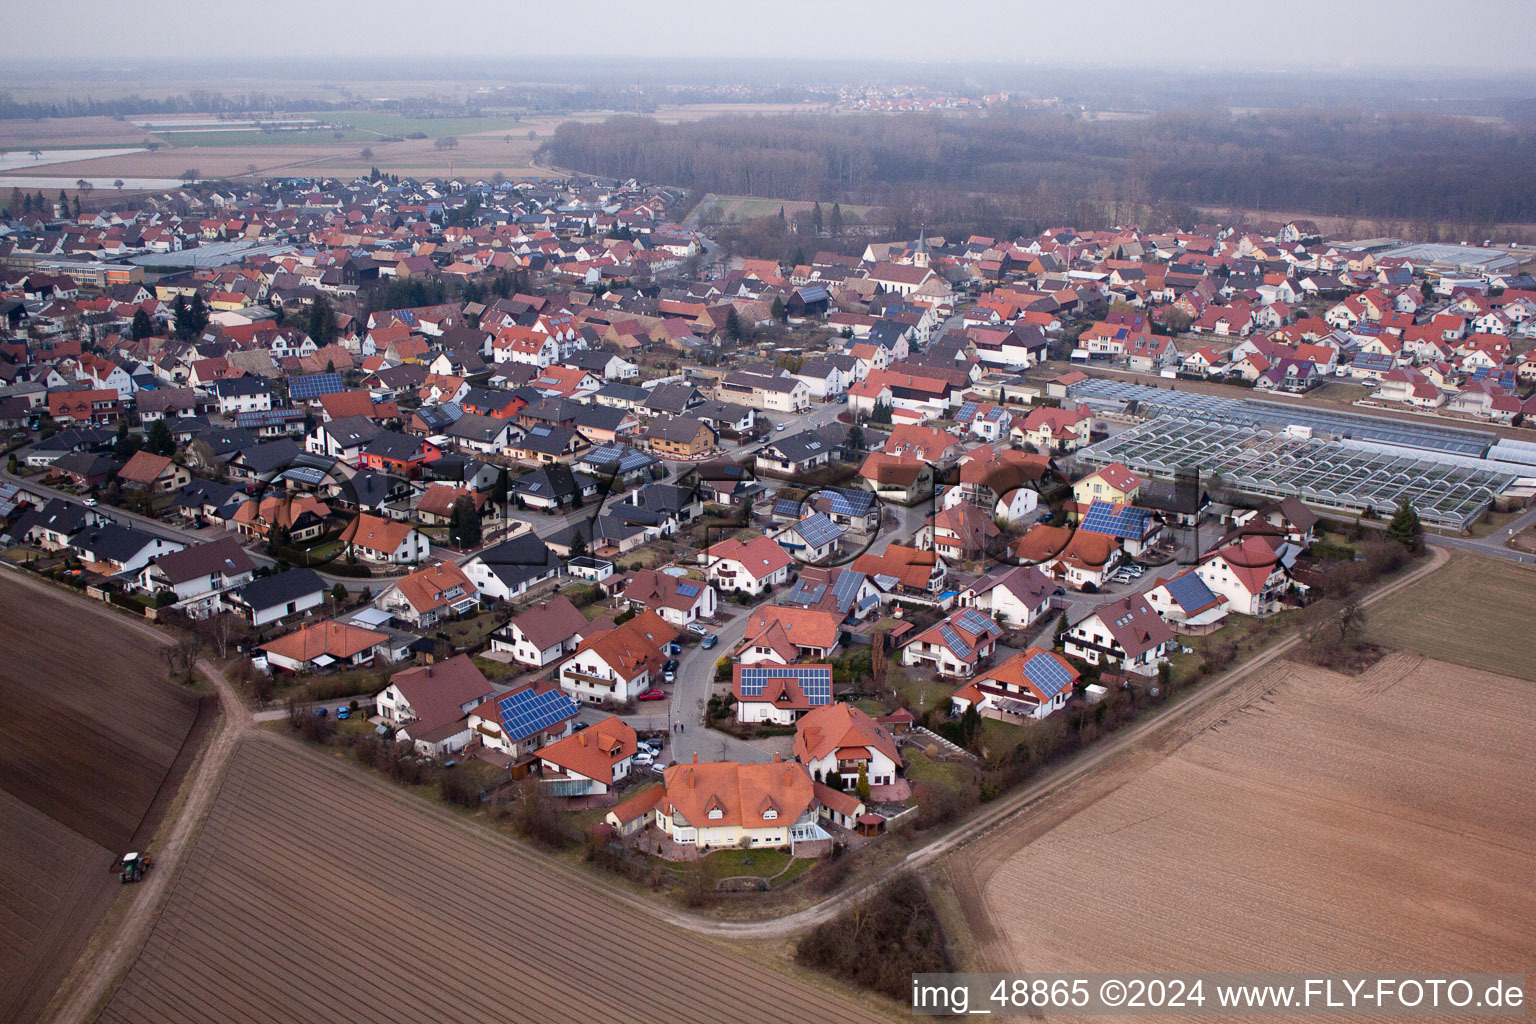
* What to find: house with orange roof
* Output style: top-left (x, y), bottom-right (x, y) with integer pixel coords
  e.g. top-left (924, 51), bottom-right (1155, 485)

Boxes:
top-left (737, 605), bottom-right (842, 665)
top-left (261, 619), bottom-right (387, 673)
top-left (850, 543), bottom-right (945, 598)
top-left (558, 610), bottom-right (678, 705)
top-left (231, 493), bottom-right (331, 542)
top-left (1011, 523), bottom-right (1122, 590)
top-left (538, 715), bottom-right (638, 797)
top-left (793, 703), bottom-right (902, 788)
top-left (1013, 405), bottom-right (1092, 452)
top-left (856, 451), bottom-right (933, 504)
top-left (340, 512), bottom-right (430, 564)
top-left (702, 535), bottom-right (793, 596)
top-left (950, 647), bottom-right (1080, 722)
top-left (374, 561), bottom-right (479, 627)
top-left (465, 679), bottom-right (581, 760)
top-left (642, 757), bottom-right (821, 853)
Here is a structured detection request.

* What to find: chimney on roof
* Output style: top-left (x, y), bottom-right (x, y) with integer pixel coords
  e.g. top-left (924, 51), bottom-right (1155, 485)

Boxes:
top-left (772, 753), bottom-right (780, 763)
top-left (692, 752), bottom-right (699, 764)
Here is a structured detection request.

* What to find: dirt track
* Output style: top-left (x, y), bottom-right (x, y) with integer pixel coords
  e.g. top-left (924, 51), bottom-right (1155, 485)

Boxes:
top-left (92, 734), bottom-right (897, 1024)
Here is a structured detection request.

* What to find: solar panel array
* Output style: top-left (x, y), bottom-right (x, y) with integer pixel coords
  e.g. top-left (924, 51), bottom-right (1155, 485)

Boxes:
top-left (737, 666), bottom-right (832, 705)
top-left (955, 400), bottom-right (979, 423)
top-left (828, 569), bottom-right (865, 611)
top-left (289, 373), bottom-right (345, 400)
top-left (814, 487), bottom-right (875, 517)
top-left (675, 582), bottom-right (700, 598)
top-left (1078, 500), bottom-right (1152, 539)
top-left (1021, 651), bottom-right (1074, 699)
top-left (495, 687), bottom-right (579, 740)
top-left (955, 608), bottom-right (998, 636)
top-left (784, 580), bottom-right (828, 606)
top-left (1162, 571), bottom-right (1219, 613)
top-left (773, 497), bottom-right (805, 518)
top-left (794, 512), bottom-right (843, 549)
top-left (939, 624), bottom-right (973, 659)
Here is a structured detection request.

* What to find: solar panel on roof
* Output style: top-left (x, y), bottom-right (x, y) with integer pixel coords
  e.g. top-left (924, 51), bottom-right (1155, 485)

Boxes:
top-left (828, 570), bottom-right (863, 612)
top-left (956, 608), bottom-right (997, 635)
top-left (1021, 651), bottom-right (1073, 699)
top-left (675, 582), bottom-right (700, 598)
top-left (1079, 500), bottom-right (1151, 539)
top-left (938, 624), bottom-right (973, 659)
top-left (737, 666), bottom-right (832, 705)
top-left (289, 372), bottom-right (345, 400)
top-left (956, 401), bottom-right (979, 423)
top-left (1162, 571), bottom-right (1218, 613)
top-left (794, 513), bottom-right (843, 550)
top-left (496, 687), bottom-right (578, 741)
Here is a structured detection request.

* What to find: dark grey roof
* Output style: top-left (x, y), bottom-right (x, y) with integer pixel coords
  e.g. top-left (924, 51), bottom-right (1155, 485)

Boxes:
top-left (516, 424), bottom-right (582, 456)
top-left (760, 430), bottom-right (831, 464)
top-left (149, 537), bottom-right (256, 584)
top-left (572, 405), bottom-right (629, 431)
top-left (69, 522), bottom-right (169, 563)
top-left (233, 438), bottom-right (301, 474)
top-left (363, 430), bottom-right (427, 461)
top-left (445, 412), bottom-right (509, 443)
top-left (211, 376), bottom-right (271, 397)
top-left (321, 414), bottom-right (380, 447)
top-left (643, 383), bottom-right (701, 414)
top-left (595, 382), bottom-right (648, 404)
top-left (471, 533), bottom-right (560, 588)
top-left (228, 567), bottom-right (326, 610)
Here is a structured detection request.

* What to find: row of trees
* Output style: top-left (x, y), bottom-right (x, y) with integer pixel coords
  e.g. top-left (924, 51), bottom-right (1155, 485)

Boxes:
top-left (543, 107), bottom-right (1536, 232)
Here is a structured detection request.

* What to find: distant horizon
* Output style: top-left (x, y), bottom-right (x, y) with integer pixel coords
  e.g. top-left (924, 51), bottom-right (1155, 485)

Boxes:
top-left (6, 0), bottom-right (1536, 81)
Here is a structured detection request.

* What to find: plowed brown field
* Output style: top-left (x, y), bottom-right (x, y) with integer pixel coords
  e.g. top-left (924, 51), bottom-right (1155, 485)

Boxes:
top-left (0, 570), bottom-right (201, 1024)
top-left (96, 737), bottom-right (898, 1024)
top-left (955, 654), bottom-right (1535, 992)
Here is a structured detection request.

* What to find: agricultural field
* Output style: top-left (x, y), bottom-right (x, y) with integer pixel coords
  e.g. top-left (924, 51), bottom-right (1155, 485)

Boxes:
top-left (0, 571), bottom-right (202, 1024)
top-left (953, 655), bottom-right (1536, 985)
top-left (1364, 552), bottom-right (1536, 680)
top-left (97, 737), bottom-right (897, 1024)
top-left (0, 116), bottom-right (157, 149)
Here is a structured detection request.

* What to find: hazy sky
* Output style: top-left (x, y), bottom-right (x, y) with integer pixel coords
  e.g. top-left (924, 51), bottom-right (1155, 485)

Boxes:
top-left (11, 0), bottom-right (1536, 71)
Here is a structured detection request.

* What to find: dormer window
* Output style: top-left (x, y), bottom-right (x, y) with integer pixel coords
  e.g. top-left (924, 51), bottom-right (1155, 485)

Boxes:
top-left (708, 807), bottom-right (723, 820)
top-left (762, 808), bottom-right (777, 821)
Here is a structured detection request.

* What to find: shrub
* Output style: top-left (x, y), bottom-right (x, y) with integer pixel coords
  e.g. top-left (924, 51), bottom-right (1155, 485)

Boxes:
top-left (795, 874), bottom-right (953, 1001)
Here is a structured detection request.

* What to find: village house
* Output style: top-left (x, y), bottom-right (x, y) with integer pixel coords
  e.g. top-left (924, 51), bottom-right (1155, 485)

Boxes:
top-left (618, 569), bottom-right (718, 627)
top-left (558, 611), bottom-right (678, 705)
top-left (900, 606), bottom-right (1004, 678)
top-left (465, 680), bottom-right (581, 761)
top-left (116, 450), bottom-right (191, 493)
top-left (261, 620), bottom-right (387, 674)
top-left (733, 663), bottom-right (835, 725)
top-left (1195, 533), bottom-right (1301, 617)
top-left (341, 513), bottom-right (430, 564)
top-left (223, 566), bottom-right (327, 627)
top-left (618, 757), bottom-right (822, 853)
top-left (489, 595), bottom-right (593, 667)
top-left (736, 605), bottom-right (842, 665)
top-left (793, 702), bottom-right (902, 789)
top-left (950, 647), bottom-right (1080, 722)
top-left (374, 561), bottom-right (479, 627)
top-left (957, 564), bottom-right (1055, 628)
top-left (375, 655), bottom-right (498, 757)
top-left (539, 715), bottom-right (638, 797)
top-left (135, 537), bottom-right (256, 618)
top-left (1144, 569), bottom-right (1230, 635)
top-left (702, 535), bottom-right (793, 596)
top-left (1064, 592), bottom-right (1175, 675)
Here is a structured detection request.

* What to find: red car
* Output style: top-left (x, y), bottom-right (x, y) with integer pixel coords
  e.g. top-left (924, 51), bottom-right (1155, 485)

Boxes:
top-left (638, 689), bottom-right (666, 701)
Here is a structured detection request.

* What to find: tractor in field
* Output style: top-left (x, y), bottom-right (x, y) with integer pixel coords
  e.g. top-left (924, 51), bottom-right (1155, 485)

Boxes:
top-left (120, 851), bottom-right (150, 884)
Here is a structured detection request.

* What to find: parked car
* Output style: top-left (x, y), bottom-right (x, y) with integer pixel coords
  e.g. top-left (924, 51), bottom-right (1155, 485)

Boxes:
top-left (775, 423), bottom-right (786, 431)
top-left (83, 497), bottom-right (98, 506)
top-left (666, 641), bottom-right (683, 655)
top-left (700, 634), bottom-right (718, 649)
top-left (685, 623), bottom-right (708, 636)
top-left (632, 751), bottom-right (654, 766)
top-left (663, 658), bottom-right (679, 673)
top-left (663, 669), bottom-right (676, 683)
top-left (572, 720), bottom-right (591, 732)
top-left (638, 689), bottom-right (666, 701)
top-left (312, 707), bottom-right (327, 718)
top-left (651, 762), bottom-right (668, 775)
top-left (335, 705), bottom-right (350, 720)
